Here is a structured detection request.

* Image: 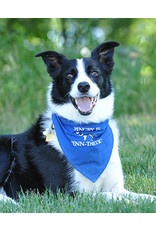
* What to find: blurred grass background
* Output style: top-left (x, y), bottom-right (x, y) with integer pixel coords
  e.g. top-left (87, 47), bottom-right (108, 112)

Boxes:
top-left (0, 18), bottom-right (156, 134)
top-left (0, 18), bottom-right (156, 213)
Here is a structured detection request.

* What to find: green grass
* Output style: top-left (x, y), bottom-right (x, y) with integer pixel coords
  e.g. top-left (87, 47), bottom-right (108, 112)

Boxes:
top-left (0, 115), bottom-right (155, 213)
top-left (119, 115), bottom-right (156, 195)
top-left (0, 189), bottom-right (155, 213)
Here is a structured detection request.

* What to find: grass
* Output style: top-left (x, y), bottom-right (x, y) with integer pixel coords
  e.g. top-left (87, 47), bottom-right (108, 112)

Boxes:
top-left (0, 189), bottom-right (155, 213)
top-left (0, 114), bottom-right (155, 213)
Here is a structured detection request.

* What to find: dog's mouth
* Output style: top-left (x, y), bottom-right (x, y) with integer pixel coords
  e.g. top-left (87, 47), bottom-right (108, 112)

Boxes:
top-left (70, 95), bottom-right (98, 115)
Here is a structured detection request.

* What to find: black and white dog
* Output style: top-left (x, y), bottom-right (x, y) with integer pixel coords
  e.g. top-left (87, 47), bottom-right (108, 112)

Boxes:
top-left (0, 41), bottom-right (155, 203)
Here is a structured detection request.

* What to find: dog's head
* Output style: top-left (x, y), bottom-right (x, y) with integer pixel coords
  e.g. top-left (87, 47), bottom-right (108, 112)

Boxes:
top-left (36, 41), bottom-right (119, 122)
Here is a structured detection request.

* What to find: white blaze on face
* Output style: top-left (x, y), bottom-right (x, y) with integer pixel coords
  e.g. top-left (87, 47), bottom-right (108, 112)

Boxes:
top-left (70, 59), bottom-right (99, 99)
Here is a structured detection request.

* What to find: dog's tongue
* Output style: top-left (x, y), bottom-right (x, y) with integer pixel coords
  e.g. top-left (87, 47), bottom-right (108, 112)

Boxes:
top-left (77, 97), bottom-right (91, 112)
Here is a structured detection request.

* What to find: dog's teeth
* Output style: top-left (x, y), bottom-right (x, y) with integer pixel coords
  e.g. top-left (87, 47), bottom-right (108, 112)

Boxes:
top-left (91, 97), bottom-right (93, 102)
top-left (75, 99), bottom-right (77, 105)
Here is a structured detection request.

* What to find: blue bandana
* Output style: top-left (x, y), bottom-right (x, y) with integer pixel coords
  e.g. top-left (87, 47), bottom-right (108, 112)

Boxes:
top-left (52, 113), bottom-right (114, 183)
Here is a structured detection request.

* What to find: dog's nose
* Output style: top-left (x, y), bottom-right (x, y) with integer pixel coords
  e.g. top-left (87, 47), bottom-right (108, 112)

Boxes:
top-left (78, 81), bottom-right (90, 93)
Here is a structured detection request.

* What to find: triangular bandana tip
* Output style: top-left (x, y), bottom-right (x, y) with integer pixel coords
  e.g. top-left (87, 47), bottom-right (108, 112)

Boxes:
top-left (52, 114), bottom-right (114, 183)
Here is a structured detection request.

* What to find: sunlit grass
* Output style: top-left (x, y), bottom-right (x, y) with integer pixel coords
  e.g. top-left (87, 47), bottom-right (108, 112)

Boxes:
top-left (0, 188), bottom-right (155, 213)
top-left (118, 115), bottom-right (156, 196)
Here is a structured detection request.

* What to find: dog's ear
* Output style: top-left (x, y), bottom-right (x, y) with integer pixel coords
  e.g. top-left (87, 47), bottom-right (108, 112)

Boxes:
top-left (91, 41), bottom-right (119, 66)
top-left (35, 51), bottom-right (65, 76)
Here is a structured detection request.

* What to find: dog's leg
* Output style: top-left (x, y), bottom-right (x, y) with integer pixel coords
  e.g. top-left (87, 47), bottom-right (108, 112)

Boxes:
top-left (95, 190), bottom-right (156, 202)
top-left (0, 187), bottom-right (17, 205)
top-left (0, 194), bottom-right (17, 204)
top-left (121, 189), bottom-right (156, 202)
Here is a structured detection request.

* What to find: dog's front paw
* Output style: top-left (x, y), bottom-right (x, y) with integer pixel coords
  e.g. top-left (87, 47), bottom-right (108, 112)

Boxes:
top-left (122, 189), bottom-right (156, 202)
top-left (0, 194), bottom-right (17, 205)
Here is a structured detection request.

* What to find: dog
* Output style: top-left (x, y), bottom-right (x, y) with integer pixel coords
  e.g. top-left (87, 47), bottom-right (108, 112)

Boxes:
top-left (0, 41), bottom-right (155, 203)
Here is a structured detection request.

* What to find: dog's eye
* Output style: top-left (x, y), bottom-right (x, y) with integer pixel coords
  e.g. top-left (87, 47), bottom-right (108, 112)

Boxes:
top-left (66, 73), bottom-right (74, 79)
top-left (91, 71), bottom-right (98, 77)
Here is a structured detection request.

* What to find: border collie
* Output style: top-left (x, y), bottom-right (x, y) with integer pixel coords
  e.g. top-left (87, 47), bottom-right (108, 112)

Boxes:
top-left (0, 41), bottom-right (155, 203)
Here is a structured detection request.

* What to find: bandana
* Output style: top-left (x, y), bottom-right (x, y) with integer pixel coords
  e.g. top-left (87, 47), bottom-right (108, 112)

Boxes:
top-left (52, 113), bottom-right (114, 183)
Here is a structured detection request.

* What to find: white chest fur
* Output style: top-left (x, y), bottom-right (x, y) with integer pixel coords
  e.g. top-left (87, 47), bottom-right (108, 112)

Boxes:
top-left (74, 119), bottom-right (124, 193)
top-left (42, 108), bottom-right (124, 193)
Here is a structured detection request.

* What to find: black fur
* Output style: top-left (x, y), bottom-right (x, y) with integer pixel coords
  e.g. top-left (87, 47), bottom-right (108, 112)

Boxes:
top-left (0, 41), bottom-right (119, 199)
top-left (1, 118), bottom-right (74, 198)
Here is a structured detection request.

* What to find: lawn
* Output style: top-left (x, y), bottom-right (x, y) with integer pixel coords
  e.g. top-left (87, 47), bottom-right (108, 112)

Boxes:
top-left (0, 115), bottom-right (155, 213)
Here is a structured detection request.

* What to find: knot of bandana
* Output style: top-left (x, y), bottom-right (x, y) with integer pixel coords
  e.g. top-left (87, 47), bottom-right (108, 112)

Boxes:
top-left (52, 113), bottom-right (114, 183)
